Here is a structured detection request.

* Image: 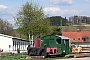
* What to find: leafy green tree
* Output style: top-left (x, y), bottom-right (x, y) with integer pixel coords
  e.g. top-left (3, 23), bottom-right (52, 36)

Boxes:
top-left (0, 18), bottom-right (13, 35)
top-left (50, 16), bottom-right (68, 26)
top-left (51, 26), bottom-right (62, 35)
top-left (15, 2), bottom-right (52, 39)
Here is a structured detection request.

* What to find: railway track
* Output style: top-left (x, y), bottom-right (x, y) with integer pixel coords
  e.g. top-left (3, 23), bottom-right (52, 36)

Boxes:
top-left (65, 52), bottom-right (90, 58)
top-left (26, 53), bottom-right (90, 59)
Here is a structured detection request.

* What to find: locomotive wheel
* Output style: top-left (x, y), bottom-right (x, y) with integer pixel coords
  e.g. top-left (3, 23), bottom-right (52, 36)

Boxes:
top-left (39, 48), bottom-right (48, 58)
top-left (28, 48), bottom-right (37, 56)
top-left (41, 52), bottom-right (48, 58)
top-left (28, 48), bottom-right (33, 56)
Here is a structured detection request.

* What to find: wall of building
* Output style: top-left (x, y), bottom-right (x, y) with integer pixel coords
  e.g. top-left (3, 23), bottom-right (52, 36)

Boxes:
top-left (0, 35), bottom-right (12, 52)
top-left (0, 34), bottom-right (29, 53)
top-left (12, 38), bottom-right (29, 53)
top-left (62, 32), bottom-right (90, 43)
top-left (62, 32), bottom-right (90, 49)
top-left (69, 16), bottom-right (90, 24)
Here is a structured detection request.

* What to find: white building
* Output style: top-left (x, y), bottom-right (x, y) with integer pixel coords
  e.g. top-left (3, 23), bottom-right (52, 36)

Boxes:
top-left (0, 34), bottom-right (29, 53)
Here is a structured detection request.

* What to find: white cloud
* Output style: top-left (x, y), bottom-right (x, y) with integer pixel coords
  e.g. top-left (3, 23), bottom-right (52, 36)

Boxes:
top-left (6, 8), bottom-right (17, 15)
top-left (0, 5), bottom-right (8, 9)
top-left (44, 7), bottom-right (62, 14)
top-left (43, 7), bottom-right (83, 15)
top-left (50, 0), bottom-right (73, 4)
top-left (63, 10), bottom-right (83, 14)
top-left (85, 0), bottom-right (90, 2)
top-left (0, 7), bottom-right (17, 16)
top-left (0, 5), bottom-right (18, 26)
top-left (0, 4), bottom-right (17, 15)
top-left (85, 0), bottom-right (89, 2)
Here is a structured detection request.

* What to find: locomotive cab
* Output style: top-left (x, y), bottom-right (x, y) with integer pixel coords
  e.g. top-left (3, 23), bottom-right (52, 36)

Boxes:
top-left (41, 35), bottom-right (69, 55)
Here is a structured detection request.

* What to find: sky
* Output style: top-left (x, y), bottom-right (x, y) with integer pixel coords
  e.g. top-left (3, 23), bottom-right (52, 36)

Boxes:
top-left (0, 0), bottom-right (90, 28)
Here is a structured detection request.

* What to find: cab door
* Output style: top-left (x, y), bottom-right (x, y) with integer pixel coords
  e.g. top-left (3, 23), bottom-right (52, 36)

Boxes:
top-left (56, 38), bottom-right (62, 54)
top-left (65, 39), bottom-right (69, 54)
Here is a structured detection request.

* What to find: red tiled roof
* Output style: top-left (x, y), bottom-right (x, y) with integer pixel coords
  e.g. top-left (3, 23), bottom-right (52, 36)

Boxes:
top-left (62, 32), bottom-right (90, 42)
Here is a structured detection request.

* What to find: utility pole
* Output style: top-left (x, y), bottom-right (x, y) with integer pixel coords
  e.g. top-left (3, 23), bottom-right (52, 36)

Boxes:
top-left (29, 33), bottom-right (30, 43)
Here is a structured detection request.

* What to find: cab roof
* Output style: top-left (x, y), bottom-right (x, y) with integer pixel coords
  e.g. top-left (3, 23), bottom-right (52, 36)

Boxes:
top-left (41, 35), bottom-right (69, 40)
top-left (56, 35), bottom-right (69, 39)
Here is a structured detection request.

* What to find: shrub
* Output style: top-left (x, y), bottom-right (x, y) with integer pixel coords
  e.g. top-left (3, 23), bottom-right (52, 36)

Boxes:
top-left (17, 48), bottom-right (20, 54)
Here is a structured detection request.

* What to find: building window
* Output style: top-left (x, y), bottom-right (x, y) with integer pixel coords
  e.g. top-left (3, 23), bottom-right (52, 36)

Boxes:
top-left (19, 42), bottom-right (20, 49)
top-left (15, 41), bottom-right (16, 51)
top-left (25, 43), bottom-right (26, 48)
top-left (78, 38), bottom-right (80, 40)
top-left (13, 41), bottom-right (14, 46)
top-left (82, 36), bottom-right (89, 42)
top-left (23, 42), bottom-right (24, 49)
top-left (73, 38), bottom-right (75, 40)
top-left (21, 42), bottom-right (22, 45)
top-left (17, 42), bottom-right (18, 49)
top-left (21, 42), bottom-right (22, 50)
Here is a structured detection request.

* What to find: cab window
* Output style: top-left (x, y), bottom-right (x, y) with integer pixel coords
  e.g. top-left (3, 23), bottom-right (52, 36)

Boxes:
top-left (56, 38), bottom-right (61, 44)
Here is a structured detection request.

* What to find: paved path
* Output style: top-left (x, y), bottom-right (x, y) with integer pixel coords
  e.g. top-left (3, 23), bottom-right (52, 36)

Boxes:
top-left (56, 57), bottom-right (90, 60)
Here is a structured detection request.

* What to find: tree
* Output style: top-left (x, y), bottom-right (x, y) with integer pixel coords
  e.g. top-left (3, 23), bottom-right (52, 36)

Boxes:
top-left (49, 16), bottom-right (68, 26)
top-left (15, 2), bottom-right (53, 39)
top-left (0, 18), bottom-right (13, 35)
top-left (51, 26), bottom-right (62, 35)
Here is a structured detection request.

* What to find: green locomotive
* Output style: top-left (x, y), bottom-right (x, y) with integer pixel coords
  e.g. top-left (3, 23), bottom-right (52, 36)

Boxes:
top-left (27, 35), bottom-right (69, 57)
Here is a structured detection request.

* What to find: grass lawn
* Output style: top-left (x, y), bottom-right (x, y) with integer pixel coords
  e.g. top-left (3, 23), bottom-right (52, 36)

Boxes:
top-left (0, 53), bottom-right (63, 60)
top-left (0, 56), bottom-right (57, 60)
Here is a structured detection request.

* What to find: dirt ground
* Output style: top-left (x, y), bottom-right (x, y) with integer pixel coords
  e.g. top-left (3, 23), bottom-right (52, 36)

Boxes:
top-left (56, 57), bottom-right (90, 60)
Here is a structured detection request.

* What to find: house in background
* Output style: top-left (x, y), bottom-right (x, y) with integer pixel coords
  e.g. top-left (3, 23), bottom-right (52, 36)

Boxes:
top-left (0, 34), bottom-right (29, 53)
top-left (62, 32), bottom-right (90, 47)
top-left (69, 16), bottom-right (90, 24)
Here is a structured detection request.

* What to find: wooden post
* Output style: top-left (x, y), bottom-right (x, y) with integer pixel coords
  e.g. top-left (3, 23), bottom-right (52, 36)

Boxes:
top-left (9, 45), bottom-right (11, 55)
